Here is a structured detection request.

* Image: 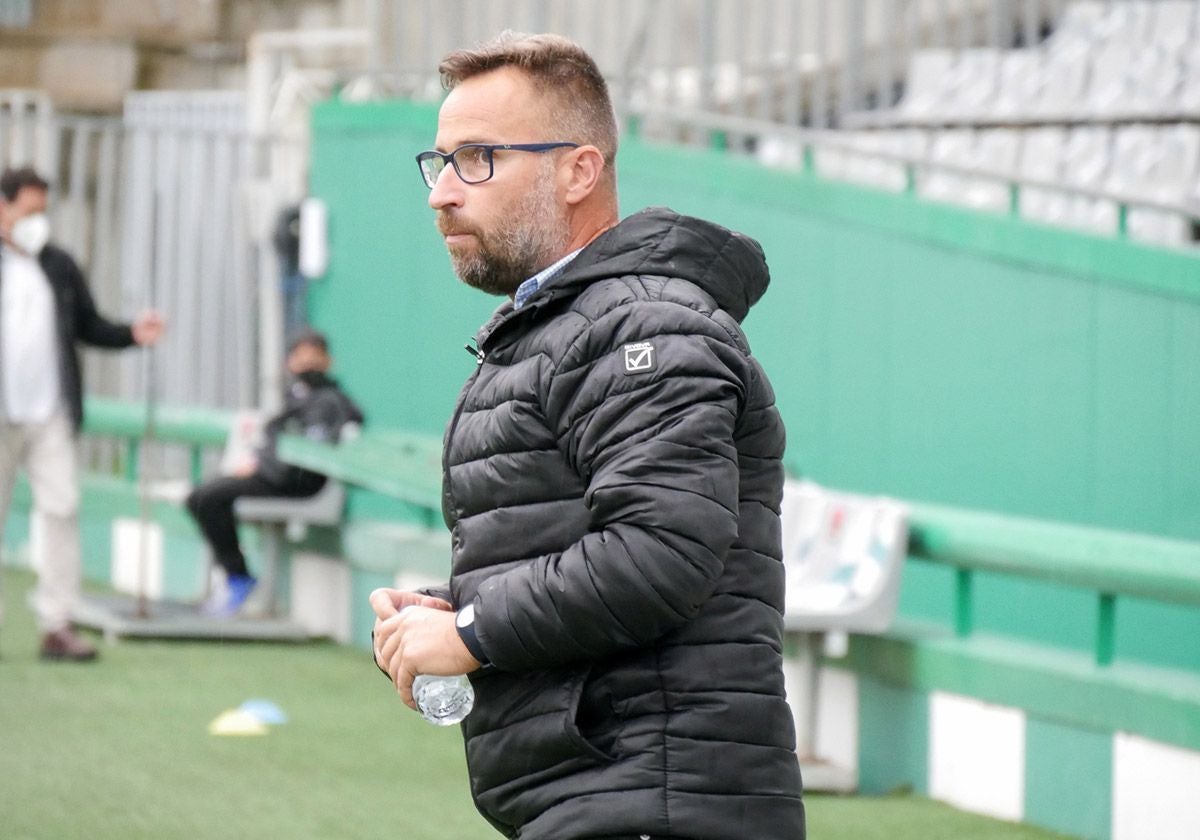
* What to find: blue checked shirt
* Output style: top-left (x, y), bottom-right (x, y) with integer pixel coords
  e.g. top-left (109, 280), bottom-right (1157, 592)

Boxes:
top-left (513, 248), bottom-right (583, 310)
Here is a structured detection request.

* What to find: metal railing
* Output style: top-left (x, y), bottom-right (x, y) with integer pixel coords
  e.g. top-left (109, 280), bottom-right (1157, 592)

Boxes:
top-left (907, 501), bottom-right (1200, 666)
top-left (83, 396), bottom-right (232, 486)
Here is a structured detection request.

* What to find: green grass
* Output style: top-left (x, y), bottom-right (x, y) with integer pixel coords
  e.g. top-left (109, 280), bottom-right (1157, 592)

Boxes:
top-left (0, 569), bottom-right (1077, 840)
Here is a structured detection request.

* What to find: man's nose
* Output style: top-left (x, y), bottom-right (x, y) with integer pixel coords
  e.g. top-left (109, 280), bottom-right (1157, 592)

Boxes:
top-left (427, 165), bottom-right (464, 211)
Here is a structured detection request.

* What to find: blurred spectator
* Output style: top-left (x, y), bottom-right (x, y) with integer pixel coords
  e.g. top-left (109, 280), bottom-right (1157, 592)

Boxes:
top-left (0, 165), bottom-right (165, 662)
top-left (186, 329), bottom-right (363, 617)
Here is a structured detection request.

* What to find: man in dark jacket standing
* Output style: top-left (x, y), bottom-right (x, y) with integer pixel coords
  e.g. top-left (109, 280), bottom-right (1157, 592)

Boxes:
top-left (0, 166), bottom-right (164, 661)
top-left (370, 32), bottom-right (805, 840)
top-left (186, 329), bottom-right (364, 617)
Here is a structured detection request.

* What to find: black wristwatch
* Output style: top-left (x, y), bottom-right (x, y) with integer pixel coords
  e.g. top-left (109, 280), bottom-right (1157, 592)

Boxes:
top-left (455, 602), bottom-right (489, 666)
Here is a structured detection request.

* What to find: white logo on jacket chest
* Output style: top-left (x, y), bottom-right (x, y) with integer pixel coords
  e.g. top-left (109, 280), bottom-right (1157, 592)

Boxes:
top-left (623, 341), bottom-right (656, 374)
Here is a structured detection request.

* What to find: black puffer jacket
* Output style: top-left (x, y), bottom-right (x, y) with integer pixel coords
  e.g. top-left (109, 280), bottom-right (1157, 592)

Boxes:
top-left (444, 207), bottom-right (804, 840)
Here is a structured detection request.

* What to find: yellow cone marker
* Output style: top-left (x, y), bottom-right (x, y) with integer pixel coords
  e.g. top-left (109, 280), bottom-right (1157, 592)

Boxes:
top-left (208, 708), bottom-right (269, 736)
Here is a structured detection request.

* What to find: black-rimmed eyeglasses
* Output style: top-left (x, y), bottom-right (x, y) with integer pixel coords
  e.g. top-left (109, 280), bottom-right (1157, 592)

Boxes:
top-left (415, 142), bottom-right (579, 188)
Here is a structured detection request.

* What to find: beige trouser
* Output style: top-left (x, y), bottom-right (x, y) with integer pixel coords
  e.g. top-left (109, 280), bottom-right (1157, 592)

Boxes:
top-left (0, 412), bottom-right (81, 633)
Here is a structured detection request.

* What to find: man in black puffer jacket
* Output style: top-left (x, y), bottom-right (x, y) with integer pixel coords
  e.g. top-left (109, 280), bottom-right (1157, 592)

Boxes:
top-left (370, 32), bottom-right (805, 840)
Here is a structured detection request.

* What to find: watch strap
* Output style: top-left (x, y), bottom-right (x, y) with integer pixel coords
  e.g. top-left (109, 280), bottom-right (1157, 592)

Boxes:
top-left (456, 607), bottom-right (489, 665)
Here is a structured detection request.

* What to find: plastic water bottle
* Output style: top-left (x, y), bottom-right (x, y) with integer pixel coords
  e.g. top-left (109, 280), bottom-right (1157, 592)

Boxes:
top-left (396, 606), bottom-right (474, 725)
top-left (412, 673), bottom-right (474, 726)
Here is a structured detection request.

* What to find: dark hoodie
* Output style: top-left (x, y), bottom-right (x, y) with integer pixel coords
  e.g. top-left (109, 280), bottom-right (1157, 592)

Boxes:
top-left (439, 207), bottom-right (804, 840)
top-left (254, 370), bottom-right (365, 491)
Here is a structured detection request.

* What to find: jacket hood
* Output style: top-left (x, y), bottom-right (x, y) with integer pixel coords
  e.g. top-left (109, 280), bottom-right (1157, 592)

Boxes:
top-left (551, 207), bottom-right (771, 323)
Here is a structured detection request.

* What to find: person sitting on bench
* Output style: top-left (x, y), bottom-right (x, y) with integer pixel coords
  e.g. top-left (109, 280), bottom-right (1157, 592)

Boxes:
top-left (186, 329), bottom-right (364, 616)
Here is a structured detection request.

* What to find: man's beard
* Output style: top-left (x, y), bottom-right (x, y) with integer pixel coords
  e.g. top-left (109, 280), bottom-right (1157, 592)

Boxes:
top-left (438, 169), bottom-right (569, 297)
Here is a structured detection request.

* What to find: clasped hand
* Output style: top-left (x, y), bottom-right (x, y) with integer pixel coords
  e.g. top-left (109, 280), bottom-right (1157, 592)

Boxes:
top-left (369, 588), bottom-right (481, 712)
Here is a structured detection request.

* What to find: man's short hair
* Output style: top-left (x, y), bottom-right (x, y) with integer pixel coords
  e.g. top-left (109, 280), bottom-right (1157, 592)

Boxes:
top-left (438, 31), bottom-right (619, 171)
top-left (0, 166), bottom-right (50, 202)
top-left (287, 328), bottom-right (330, 355)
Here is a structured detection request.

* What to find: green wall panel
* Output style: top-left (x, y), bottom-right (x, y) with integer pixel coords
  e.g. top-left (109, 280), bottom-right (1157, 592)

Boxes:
top-left (972, 573), bottom-right (1096, 656)
top-left (80, 516), bottom-right (112, 583)
top-left (161, 534), bottom-right (207, 601)
top-left (1, 504), bottom-right (31, 566)
top-left (896, 561), bottom-right (957, 625)
top-left (1024, 716), bottom-right (1112, 840)
top-left (1115, 597), bottom-right (1200, 671)
top-left (857, 674), bottom-right (929, 796)
top-left (1167, 306), bottom-right (1200, 537)
top-left (1093, 290), bottom-right (1172, 533)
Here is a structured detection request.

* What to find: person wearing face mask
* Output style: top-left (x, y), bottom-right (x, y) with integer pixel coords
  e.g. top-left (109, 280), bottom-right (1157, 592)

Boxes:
top-left (0, 165), bottom-right (165, 662)
top-left (185, 329), bottom-right (364, 617)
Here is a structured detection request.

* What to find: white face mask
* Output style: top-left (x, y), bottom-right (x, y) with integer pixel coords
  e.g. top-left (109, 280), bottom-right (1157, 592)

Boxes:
top-left (9, 212), bottom-right (50, 256)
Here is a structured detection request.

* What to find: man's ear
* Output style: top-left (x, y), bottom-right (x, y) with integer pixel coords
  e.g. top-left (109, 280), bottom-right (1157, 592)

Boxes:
top-left (561, 145), bottom-right (606, 206)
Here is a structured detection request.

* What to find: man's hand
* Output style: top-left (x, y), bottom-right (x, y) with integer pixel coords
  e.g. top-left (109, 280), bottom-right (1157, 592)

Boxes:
top-left (132, 310), bottom-right (165, 346)
top-left (369, 589), bottom-right (480, 711)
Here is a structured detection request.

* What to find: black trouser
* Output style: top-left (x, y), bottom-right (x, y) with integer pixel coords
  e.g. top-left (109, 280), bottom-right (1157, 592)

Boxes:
top-left (185, 473), bottom-right (322, 577)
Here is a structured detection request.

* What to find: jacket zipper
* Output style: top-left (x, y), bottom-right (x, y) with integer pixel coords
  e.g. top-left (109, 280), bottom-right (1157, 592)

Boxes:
top-left (442, 340), bottom-right (486, 576)
top-left (464, 340), bottom-right (486, 365)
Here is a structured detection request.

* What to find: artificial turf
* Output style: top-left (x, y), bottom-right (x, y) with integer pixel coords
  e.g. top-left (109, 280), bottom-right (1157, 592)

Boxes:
top-left (0, 569), bottom-right (1077, 840)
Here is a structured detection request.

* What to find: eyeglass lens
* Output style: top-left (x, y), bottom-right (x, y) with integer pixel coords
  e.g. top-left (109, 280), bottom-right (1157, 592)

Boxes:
top-left (421, 146), bottom-right (493, 187)
top-left (451, 146), bottom-right (492, 182)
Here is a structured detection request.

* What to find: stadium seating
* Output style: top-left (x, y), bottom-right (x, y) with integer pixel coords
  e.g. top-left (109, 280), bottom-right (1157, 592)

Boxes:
top-left (795, 0), bottom-right (1200, 248)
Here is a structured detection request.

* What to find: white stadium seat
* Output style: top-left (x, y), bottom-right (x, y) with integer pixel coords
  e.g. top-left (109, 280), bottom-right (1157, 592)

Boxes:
top-left (1059, 126), bottom-right (1118, 234)
top-left (960, 129), bottom-right (1021, 212)
top-left (896, 50), bottom-right (957, 119)
top-left (1086, 43), bottom-right (1137, 117)
top-left (817, 131), bottom-right (925, 194)
top-left (1179, 45), bottom-right (1200, 112)
top-left (917, 128), bottom-right (976, 205)
top-left (1113, 124), bottom-right (1200, 246)
top-left (992, 50), bottom-right (1045, 119)
top-left (1092, 1), bottom-right (1156, 46)
top-left (1048, 1), bottom-right (1110, 50)
top-left (1128, 48), bottom-right (1184, 115)
top-left (1145, 1), bottom-right (1197, 53)
top-left (1017, 127), bottom-right (1069, 225)
top-left (1030, 48), bottom-right (1090, 118)
top-left (945, 49), bottom-right (1003, 121)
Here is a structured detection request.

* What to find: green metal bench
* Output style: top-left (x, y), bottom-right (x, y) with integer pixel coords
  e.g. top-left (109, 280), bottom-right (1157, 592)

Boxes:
top-left (276, 427), bottom-right (444, 517)
top-left (275, 427), bottom-right (449, 584)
